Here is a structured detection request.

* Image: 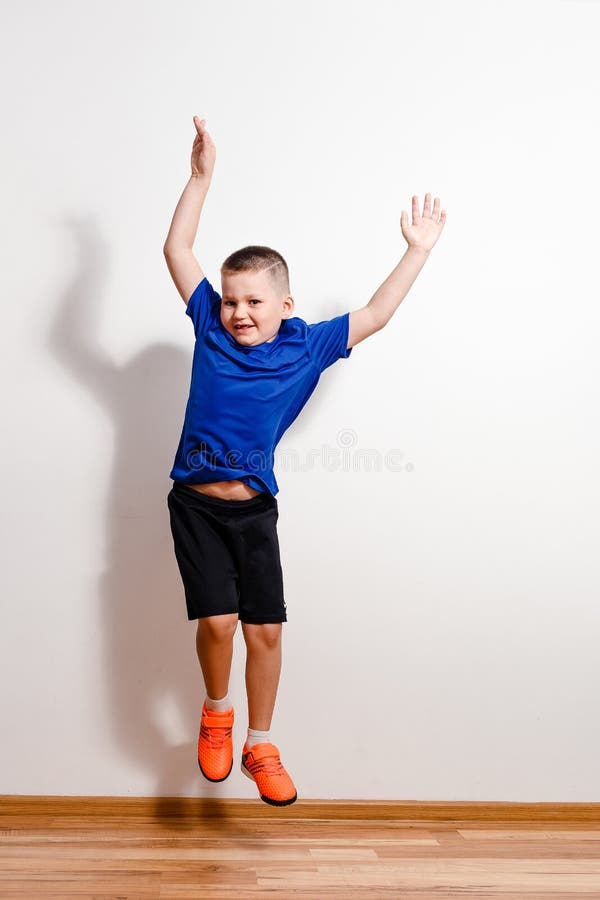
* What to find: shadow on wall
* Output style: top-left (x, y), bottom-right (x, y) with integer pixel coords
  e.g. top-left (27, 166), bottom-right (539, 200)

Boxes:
top-left (47, 215), bottom-right (238, 804)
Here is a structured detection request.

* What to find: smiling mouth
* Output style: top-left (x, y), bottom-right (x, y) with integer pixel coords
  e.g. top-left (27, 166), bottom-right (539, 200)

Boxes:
top-left (235, 325), bottom-right (254, 330)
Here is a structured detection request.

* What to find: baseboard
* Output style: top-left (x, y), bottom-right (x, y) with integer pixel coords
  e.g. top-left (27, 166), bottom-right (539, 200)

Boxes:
top-left (2, 796), bottom-right (600, 824)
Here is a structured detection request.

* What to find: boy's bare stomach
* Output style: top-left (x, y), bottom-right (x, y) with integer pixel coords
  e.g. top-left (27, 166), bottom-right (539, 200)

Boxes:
top-left (187, 479), bottom-right (262, 500)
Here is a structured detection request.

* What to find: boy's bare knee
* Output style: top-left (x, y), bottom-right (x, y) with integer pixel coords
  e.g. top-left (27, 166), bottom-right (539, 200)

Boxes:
top-left (197, 613), bottom-right (238, 641)
top-left (241, 621), bottom-right (282, 649)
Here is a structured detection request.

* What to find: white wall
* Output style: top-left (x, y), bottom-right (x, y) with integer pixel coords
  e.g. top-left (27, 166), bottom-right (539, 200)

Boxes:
top-left (2, 0), bottom-right (599, 801)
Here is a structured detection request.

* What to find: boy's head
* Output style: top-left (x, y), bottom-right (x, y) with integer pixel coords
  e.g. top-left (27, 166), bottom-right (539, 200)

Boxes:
top-left (220, 245), bottom-right (295, 346)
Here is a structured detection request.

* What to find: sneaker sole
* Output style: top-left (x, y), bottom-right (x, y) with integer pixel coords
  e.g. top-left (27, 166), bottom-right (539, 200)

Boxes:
top-left (241, 760), bottom-right (297, 806)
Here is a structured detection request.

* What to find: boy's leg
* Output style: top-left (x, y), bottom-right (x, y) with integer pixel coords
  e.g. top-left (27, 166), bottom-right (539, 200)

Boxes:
top-left (196, 613), bottom-right (239, 699)
top-left (196, 614), bottom-right (237, 783)
top-left (239, 621), bottom-right (296, 805)
top-left (241, 622), bottom-right (282, 730)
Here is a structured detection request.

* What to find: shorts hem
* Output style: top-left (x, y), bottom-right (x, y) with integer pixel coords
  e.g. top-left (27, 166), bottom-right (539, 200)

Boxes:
top-left (239, 616), bottom-right (287, 624)
top-left (188, 609), bottom-right (239, 621)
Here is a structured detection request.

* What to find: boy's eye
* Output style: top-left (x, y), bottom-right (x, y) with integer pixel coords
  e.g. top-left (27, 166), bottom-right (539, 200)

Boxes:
top-left (224, 299), bottom-right (261, 306)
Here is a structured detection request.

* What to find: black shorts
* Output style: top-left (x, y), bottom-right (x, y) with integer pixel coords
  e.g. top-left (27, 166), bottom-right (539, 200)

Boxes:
top-left (167, 482), bottom-right (287, 624)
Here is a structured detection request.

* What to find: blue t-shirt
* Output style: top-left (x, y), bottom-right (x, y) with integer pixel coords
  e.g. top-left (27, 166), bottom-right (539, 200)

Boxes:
top-left (169, 276), bottom-right (353, 496)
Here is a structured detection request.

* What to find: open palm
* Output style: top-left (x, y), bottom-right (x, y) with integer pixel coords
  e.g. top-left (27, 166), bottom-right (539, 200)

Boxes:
top-left (401, 193), bottom-right (446, 253)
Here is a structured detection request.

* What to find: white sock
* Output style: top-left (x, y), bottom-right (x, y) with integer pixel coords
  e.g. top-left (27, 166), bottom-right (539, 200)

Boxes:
top-left (205, 692), bottom-right (232, 712)
top-left (247, 727), bottom-right (270, 748)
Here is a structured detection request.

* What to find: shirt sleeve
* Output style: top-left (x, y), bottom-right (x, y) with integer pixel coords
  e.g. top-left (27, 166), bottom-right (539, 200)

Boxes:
top-left (306, 312), bottom-right (353, 373)
top-left (185, 276), bottom-right (222, 337)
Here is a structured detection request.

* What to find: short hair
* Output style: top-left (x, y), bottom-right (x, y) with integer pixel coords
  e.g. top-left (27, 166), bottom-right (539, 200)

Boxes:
top-left (220, 245), bottom-right (290, 296)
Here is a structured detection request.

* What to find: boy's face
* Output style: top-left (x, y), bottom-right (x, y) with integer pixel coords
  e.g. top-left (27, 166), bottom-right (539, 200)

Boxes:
top-left (220, 269), bottom-right (294, 346)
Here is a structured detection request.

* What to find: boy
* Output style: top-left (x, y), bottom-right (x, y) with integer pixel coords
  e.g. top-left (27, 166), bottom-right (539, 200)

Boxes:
top-left (164, 116), bottom-right (446, 806)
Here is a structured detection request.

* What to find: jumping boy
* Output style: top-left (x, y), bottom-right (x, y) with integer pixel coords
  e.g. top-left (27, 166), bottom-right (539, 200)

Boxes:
top-left (164, 116), bottom-right (446, 806)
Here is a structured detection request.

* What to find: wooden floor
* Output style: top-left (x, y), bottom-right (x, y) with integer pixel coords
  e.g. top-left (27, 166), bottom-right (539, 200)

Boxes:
top-left (2, 798), bottom-right (600, 898)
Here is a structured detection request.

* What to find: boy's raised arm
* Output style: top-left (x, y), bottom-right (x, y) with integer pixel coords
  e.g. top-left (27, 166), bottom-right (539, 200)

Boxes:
top-left (163, 117), bottom-right (216, 305)
top-left (347, 193), bottom-right (446, 349)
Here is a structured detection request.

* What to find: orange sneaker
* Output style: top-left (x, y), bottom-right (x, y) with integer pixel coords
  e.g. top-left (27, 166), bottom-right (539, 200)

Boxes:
top-left (197, 700), bottom-right (234, 782)
top-left (240, 741), bottom-right (297, 806)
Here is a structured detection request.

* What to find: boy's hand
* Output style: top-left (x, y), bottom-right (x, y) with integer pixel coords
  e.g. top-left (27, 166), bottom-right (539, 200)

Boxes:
top-left (191, 116), bottom-right (216, 180)
top-left (400, 193), bottom-right (446, 253)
